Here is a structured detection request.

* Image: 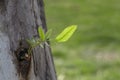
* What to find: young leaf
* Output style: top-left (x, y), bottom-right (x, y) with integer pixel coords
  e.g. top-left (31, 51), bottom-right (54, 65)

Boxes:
top-left (55, 25), bottom-right (77, 42)
top-left (38, 27), bottom-right (45, 41)
top-left (45, 29), bottom-right (52, 40)
top-left (26, 38), bottom-right (36, 46)
top-left (45, 42), bottom-right (49, 46)
top-left (26, 39), bottom-right (33, 46)
top-left (40, 44), bottom-right (44, 48)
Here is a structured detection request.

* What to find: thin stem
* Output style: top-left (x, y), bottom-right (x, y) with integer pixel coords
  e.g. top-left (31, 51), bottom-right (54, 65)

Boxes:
top-left (27, 39), bottom-right (44, 55)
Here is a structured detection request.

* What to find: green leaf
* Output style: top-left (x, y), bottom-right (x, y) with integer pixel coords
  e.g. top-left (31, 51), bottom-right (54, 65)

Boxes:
top-left (26, 39), bottom-right (33, 46)
top-left (45, 42), bottom-right (49, 46)
top-left (27, 38), bottom-right (36, 46)
top-left (55, 25), bottom-right (77, 42)
top-left (31, 38), bottom-right (36, 43)
top-left (45, 29), bottom-right (52, 40)
top-left (38, 27), bottom-right (45, 41)
top-left (40, 44), bottom-right (44, 48)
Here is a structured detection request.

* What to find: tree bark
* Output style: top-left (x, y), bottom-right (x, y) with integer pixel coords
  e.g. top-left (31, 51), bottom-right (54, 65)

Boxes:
top-left (0, 0), bottom-right (57, 80)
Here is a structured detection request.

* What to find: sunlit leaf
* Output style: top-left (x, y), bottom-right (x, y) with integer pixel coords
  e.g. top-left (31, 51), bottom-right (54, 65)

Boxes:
top-left (55, 25), bottom-right (77, 42)
top-left (38, 27), bottom-right (45, 41)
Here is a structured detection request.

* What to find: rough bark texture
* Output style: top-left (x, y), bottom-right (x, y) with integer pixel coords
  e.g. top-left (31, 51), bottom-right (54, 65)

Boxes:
top-left (0, 0), bottom-right (57, 80)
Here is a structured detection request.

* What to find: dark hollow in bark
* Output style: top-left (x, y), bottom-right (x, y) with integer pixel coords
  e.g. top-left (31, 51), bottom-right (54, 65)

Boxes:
top-left (15, 40), bottom-right (31, 79)
top-left (0, 0), bottom-right (57, 80)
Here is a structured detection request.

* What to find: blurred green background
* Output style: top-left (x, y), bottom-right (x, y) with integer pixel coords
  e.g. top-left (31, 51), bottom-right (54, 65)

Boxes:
top-left (44, 0), bottom-right (120, 80)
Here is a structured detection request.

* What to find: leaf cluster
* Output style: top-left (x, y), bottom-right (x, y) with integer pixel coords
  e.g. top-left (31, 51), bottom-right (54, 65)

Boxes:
top-left (27, 25), bottom-right (77, 53)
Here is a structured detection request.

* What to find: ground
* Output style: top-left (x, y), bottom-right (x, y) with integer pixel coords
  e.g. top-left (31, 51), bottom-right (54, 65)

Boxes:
top-left (44, 0), bottom-right (120, 80)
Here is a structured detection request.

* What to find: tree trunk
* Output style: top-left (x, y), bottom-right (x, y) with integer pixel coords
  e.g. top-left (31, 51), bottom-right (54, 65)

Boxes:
top-left (0, 0), bottom-right (57, 80)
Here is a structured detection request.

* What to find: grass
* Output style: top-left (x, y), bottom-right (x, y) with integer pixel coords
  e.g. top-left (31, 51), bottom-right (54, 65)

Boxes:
top-left (44, 0), bottom-right (120, 80)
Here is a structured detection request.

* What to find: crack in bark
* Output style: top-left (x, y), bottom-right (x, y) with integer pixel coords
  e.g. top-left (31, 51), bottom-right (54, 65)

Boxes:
top-left (0, 0), bottom-right (6, 14)
top-left (38, 0), bottom-right (47, 31)
top-left (15, 40), bottom-right (31, 80)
